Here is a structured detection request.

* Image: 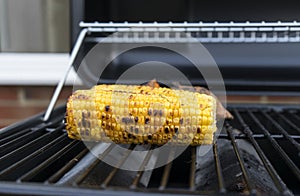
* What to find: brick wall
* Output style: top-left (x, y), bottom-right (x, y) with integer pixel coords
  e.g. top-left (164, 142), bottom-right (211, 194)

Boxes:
top-left (0, 86), bottom-right (72, 128)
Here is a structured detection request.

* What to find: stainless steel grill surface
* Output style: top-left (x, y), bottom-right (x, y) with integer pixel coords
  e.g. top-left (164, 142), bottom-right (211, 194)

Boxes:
top-left (0, 105), bottom-right (299, 196)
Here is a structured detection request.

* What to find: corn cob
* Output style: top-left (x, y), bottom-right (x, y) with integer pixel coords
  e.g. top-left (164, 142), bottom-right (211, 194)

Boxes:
top-left (66, 84), bottom-right (217, 145)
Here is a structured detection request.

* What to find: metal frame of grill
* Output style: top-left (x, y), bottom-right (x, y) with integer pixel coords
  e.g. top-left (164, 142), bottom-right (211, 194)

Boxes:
top-left (0, 105), bottom-right (299, 195)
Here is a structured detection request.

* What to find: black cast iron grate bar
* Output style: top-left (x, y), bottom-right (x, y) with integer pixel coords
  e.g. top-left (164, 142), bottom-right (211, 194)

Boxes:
top-left (247, 110), bottom-right (300, 181)
top-left (73, 143), bottom-right (116, 186)
top-left (226, 124), bottom-right (257, 195)
top-left (158, 146), bottom-right (177, 191)
top-left (213, 140), bottom-right (226, 194)
top-left (0, 119), bottom-right (62, 157)
top-left (0, 128), bottom-right (31, 146)
top-left (276, 112), bottom-right (300, 134)
top-left (0, 115), bottom-right (61, 141)
top-left (100, 144), bottom-right (136, 189)
top-left (0, 133), bottom-right (67, 180)
top-left (232, 109), bottom-right (290, 194)
top-left (261, 111), bottom-right (300, 151)
top-left (218, 133), bottom-right (300, 140)
top-left (0, 182), bottom-right (215, 196)
top-left (76, 184), bottom-right (215, 195)
top-left (130, 146), bottom-right (154, 189)
top-left (46, 148), bottom-right (89, 184)
top-left (17, 140), bottom-right (80, 182)
top-left (0, 129), bottom-right (44, 157)
top-left (288, 111), bottom-right (300, 122)
top-left (0, 124), bottom-right (64, 171)
top-left (189, 146), bottom-right (196, 191)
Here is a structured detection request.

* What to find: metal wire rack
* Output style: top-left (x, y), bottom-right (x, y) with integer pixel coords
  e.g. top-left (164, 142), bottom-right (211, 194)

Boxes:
top-left (81, 21), bottom-right (300, 43)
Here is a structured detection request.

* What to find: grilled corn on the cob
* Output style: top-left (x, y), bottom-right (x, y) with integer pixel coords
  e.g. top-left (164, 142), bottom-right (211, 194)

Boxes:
top-left (66, 84), bottom-right (217, 145)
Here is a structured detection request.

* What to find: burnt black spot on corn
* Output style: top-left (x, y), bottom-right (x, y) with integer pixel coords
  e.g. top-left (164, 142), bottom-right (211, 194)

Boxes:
top-left (134, 117), bottom-right (138, 123)
top-left (179, 118), bottom-right (183, 124)
top-left (164, 127), bottom-right (169, 134)
top-left (66, 84), bottom-right (217, 145)
top-left (159, 110), bottom-right (163, 116)
top-left (145, 117), bottom-right (150, 124)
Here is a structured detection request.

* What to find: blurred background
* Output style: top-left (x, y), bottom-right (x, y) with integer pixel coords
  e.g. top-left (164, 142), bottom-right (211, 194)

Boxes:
top-left (0, 0), bottom-right (70, 52)
top-left (0, 0), bottom-right (71, 127)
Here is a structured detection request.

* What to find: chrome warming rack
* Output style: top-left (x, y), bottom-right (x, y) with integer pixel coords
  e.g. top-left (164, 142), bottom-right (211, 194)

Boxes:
top-left (43, 21), bottom-right (300, 121)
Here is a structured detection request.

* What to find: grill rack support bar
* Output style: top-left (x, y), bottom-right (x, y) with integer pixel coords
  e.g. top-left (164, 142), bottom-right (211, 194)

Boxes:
top-left (226, 125), bottom-right (257, 195)
top-left (43, 28), bottom-right (89, 122)
top-left (213, 140), bottom-right (226, 193)
top-left (80, 21), bottom-right (300, 28)
top-left (80, 21), bottom-right (300, 43)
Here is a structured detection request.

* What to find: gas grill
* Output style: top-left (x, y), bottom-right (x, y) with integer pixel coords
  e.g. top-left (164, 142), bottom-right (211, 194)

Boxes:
top-left (1, 3), bottom-right (300, 195)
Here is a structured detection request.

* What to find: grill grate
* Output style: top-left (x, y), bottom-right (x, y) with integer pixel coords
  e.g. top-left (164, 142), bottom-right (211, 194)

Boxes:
top-left (0, 105), bottom-right (299, 195)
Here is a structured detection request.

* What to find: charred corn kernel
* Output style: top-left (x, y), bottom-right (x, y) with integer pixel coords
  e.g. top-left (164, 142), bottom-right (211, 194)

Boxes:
top-left (66, 84), bottom-right (217, 145)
